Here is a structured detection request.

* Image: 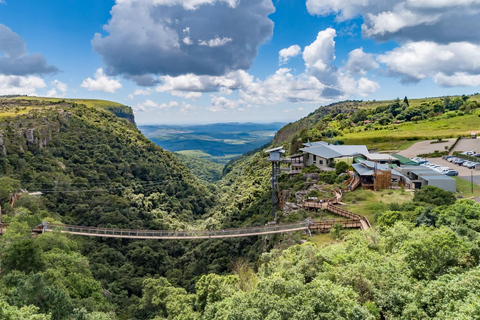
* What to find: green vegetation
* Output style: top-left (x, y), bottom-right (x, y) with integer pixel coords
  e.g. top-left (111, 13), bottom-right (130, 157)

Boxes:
top-left (2, 94), bottom-right (480, 319)
top-left (455, 176), bottom-right (480, 198)
top-left (277, 94), bottom-right (480, 152)
top-left (174, 152), bottom-right (224, 184)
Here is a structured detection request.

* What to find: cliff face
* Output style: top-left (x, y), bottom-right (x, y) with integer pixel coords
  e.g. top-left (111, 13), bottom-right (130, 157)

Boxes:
top-left (102, 105), bottom-right (136, 125)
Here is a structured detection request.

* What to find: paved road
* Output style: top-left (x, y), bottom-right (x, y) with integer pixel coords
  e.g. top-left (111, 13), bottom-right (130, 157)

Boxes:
top-left (450, 138), bottom-right (480, 155)
top-left (398, 139), bottom-right (456, 158)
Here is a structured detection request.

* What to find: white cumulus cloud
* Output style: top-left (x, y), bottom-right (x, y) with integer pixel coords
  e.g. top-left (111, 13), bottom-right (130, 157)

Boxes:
top-left (81, 68), bottom-right (122, 93)
top-left (279, 45), bottom-right (302, 65)
top-left (344, 48), bottom-right (379, 75)
top-left (378, 41), bottom-right (480, 84)
top-left (0, 74), bottom-right (46, 95)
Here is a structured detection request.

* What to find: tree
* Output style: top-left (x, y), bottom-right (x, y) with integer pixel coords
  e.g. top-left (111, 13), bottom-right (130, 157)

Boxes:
top-left (330, 223), bottom-right (344, 240)
top-left (378, 211), bottom-right (403, 228)
top-left (413, 185), bottom-right (456, 206)
top-left (404, 96), bottom-right (409, 106)
top-left (335, 161), bottom-right (349, 175)
top-left (401, 226), bottom-right (472, 280)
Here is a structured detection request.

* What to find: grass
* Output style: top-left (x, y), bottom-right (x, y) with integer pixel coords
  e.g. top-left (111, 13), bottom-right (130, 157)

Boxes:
top-left (177, 150), bottom-right (213, 157)
top-left (307, 229), bottom-right (357, 247)
top-left (338, 112), bottom-right (480, 150)
top-left (454, 176), bottom-right (480, 198)
top-left (342, 189), bottom-right (414, 226)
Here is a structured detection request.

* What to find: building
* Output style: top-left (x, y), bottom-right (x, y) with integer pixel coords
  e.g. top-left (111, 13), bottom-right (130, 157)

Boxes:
top-left (284, 140), bottom-right (456, 192)
top-left (395, 166), bottom-right (456, 192)
top-left (298, 141), bottom-right (370, 171)
top-left (351, 160), bottom-right (406, 190)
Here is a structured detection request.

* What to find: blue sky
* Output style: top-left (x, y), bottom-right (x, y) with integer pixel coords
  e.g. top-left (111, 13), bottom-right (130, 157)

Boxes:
top-left (1, 0), bottom-right (480, 124)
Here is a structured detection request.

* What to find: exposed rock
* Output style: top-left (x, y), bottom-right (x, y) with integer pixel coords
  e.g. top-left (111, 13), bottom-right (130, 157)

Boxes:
top-left (295, 190), bottom-right (309, 203)
top-left (283, 201), bottom-right (300, 215)
top-left (0, 133), bottom-right (5, 155)
top-left (280, 190), bottom-right (290, 207)
top-left (303, 173), bottom-right (319, 181)
top-left (25, 128), bottom-right (36, 145)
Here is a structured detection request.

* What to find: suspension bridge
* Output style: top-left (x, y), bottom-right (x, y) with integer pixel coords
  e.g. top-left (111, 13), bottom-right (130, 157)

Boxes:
top-left (0, 170), bottom-right (370, 239)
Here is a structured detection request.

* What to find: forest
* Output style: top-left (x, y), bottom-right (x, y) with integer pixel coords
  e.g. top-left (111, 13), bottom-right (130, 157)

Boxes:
top-left (1, 96), bottom-right (480, 319)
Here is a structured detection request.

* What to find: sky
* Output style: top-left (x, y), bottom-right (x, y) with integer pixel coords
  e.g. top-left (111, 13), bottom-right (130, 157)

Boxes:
top-left (1, 0), bottom-right (480, 124)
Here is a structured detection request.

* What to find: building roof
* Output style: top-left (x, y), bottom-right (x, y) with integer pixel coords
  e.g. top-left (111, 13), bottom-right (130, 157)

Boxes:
top-left (390, 153), bottom-right (418, 165)
top-left (265, 146), bottom-right (285, 154)
top-left (421, 174), bottom-right (456, 182)
top-left (300, 143), bottom-right (369, 159)
top-left (352, 163), bottom-right (374, 176)
top-left (352, 162), bottom-right (405, 178)
top-left (366, 154), bottom-right (398, 161)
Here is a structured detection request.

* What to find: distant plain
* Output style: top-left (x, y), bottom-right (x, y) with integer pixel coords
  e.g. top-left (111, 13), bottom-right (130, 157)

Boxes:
top-left (139, 122), bottom-right (286, 164)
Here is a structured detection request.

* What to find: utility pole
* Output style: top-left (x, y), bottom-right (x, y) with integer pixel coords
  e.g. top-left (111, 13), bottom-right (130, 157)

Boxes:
top-left (472, 171), bottom-right (474, 194)
top-left (265, 147), bottom-right (285, 220)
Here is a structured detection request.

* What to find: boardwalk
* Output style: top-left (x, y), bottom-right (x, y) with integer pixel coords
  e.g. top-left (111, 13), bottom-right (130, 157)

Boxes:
top-left (302, 171), bottom-right (371, 230)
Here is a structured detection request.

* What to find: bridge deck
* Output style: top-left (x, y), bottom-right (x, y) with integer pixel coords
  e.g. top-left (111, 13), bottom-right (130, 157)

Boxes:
top-left (44, 223), bottom-right (309, 239)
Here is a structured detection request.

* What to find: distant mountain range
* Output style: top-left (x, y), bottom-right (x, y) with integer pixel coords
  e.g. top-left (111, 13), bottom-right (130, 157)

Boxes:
top-left (139, 122), bottom-right (286, 163)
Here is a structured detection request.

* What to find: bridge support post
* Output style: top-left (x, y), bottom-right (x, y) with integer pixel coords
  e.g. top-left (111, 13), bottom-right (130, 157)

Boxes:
top-left (305, 219), bottom-right (312, 237)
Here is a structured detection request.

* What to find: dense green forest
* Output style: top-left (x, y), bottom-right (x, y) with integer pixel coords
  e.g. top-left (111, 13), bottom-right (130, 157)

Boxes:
top-left (2, 95), bottom-right (480, 319)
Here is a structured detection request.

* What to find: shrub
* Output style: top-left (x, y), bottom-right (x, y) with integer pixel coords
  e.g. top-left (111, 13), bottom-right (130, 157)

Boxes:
top-left (414, 185), bottom-right (456, 206)
top-left (335, 161), bottom-right (349, 175)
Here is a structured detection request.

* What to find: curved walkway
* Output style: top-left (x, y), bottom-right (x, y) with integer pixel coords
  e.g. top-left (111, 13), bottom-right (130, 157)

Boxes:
top-left (302, 171), bottom-right (371, 230)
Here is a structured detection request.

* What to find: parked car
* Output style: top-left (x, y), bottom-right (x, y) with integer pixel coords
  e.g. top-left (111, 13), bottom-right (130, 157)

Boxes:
top-left (465, 162), bottom-right (479, 169)
top-left (445, 170), bottom-right (459, 176)
top-left (473, 154), bottom-right (480, 157)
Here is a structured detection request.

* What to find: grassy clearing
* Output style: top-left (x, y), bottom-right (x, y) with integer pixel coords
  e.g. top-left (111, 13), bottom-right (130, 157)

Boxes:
top-left (307, 229), bottom-right (357, 247)
top-left (342, 189), bottom-right (414, 225)
top-left (455, 176), bottom-right (480, 198)
top-left (339, 113), bottom-right (480, 150)
top-left (177, 150), bottom-right (213, 157)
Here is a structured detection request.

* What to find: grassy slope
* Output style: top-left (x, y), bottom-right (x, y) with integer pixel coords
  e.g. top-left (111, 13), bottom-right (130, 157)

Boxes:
top-left (339, 112), bottom-right (480, 150)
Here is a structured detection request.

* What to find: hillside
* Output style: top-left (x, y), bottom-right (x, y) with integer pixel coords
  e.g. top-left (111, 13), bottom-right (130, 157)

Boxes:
top-left (2, 94), bottom-right (480, 319)
top-left (0, 97), bottom-right (261, 319)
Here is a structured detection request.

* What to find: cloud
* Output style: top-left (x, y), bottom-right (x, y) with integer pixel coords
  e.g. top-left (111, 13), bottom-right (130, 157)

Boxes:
top-left (180, 102), bottom-right (197, 114)
top-left (377, 41), bottom-right (480, 84)
top-left (152, 28), bottom-right (379, 107)
top-left (134, 88), bottom-right (152, 95)
top-left (208, 95), bottom-right (244, 112)
top-left (0, 74), bottom-right (46, 95)
top-left (46, 80), bottom-right (68, 97)
top-left (279, 45), bottom-right (301, 65)
top-left (357, 77), bottom-right (380, 96)
top-left (139, 0), bottom-right (240, 11)
top-left (128, 94), bottom-right (134, 100)
top-left (124, 74), bottom-right (160, 87)
top-left (0, 24), bottom-right (58, 76)
top-left (303, 28), bottom-right (336, 73)
top-left (434, 72), bottom-right (480, 87)
top-left (92, 0), bottom-right (274, 81)
top-left (155, 70), bottom-right (253, 95)
top-left (198, 35), bottom-right (233, 47)
top-left (305, 0), bottom-right (480, 44)
top-left (81, 68), bottom-right (123, 93)
top-left (344, 48), bottom-right (379, 75)
top-left (134, 99), bottom-right (179, 112)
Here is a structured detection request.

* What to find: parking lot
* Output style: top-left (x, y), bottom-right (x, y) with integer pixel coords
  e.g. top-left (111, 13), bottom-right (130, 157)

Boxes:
top-left (425, 157), bottom-right (480, 186)
top-left (397, 139), bottom-right (455, 159)
top-left (397, 138), bottom-right (480, 187)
